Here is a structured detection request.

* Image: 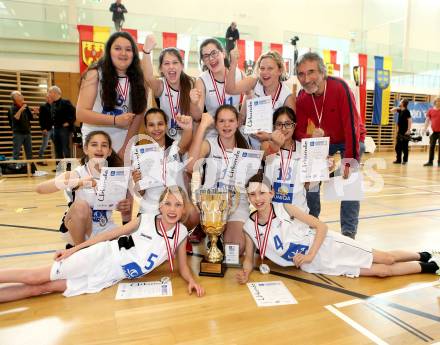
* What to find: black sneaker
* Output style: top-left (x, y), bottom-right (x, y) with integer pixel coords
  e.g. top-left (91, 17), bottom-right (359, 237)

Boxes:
top-left (423, 162), bottom-right (433, 167)
top-left (393, 160), bottom-right (401, 164)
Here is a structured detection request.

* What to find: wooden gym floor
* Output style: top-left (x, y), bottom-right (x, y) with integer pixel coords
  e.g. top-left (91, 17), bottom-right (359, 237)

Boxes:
top-left (0, 151), bottom-right (439, 345)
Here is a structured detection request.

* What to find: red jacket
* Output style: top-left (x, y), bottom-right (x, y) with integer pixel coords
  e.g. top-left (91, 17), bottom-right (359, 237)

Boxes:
top-left (295, 76), bottom-right (360, 160)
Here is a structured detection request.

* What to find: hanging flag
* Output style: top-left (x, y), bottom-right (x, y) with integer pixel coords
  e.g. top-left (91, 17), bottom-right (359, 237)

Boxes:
top-left (162, 32), bottom-right (191, 68)
top-left (372, 56), bottom-right (392, 125)
top-left (77, 25), bottom-right (140, 73)
top-left (270, 43), bottom-right (283, 56)
top-left (235, 39), bottom-right (262, 72)
top-left (349, 53), bottom-right (368, 123)
top-left (215, 37), bottom-right (227, 48)
top-left (77, 25), bottom-right (110, 73)
top-left (282, 44), bottom-right (294, 77)
top-left (323, 49), bottom-right (343, 78)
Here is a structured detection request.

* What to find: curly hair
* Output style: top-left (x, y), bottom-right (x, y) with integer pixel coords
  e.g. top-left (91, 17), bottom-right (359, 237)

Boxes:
top-left (82, 31), bottom-right (147, 115)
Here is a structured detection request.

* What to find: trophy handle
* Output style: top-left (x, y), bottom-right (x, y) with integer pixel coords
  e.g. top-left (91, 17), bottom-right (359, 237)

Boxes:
top-left (228, 186), bottom-right (241, 215)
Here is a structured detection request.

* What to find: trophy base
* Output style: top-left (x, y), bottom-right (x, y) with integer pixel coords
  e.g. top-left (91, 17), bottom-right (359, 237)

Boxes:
top-left (199, 259), bottom-right (226, 277)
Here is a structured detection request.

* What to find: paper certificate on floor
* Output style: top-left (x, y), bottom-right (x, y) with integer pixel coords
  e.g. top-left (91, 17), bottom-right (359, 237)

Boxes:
top-left (115, 281), bottom-right (172, 300)
top-left (299, 137), bottom-right (330, 183)
top-left (247, 281), bottom-right (297, 307)
top-left (322, 172), bottom-right (364, 201)
top-left (244, 96), bottom-right (273, 134)
top-left (94, 167), bottom-right (130, 210)
top-left (220, 148), bottom-right (264, 188)
top-left (131, 144), bottom-right (164, 190)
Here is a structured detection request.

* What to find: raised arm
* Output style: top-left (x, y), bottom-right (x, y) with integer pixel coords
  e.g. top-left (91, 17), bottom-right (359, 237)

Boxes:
top-left (141, 35), bottom-right (163, 97)
top-left (189, 78), bottom-right (206, 121)
top-left (186, 113), bottom-right (212, 173)
top-left (176, 114), bottom-right (193, 154)
top-left (283, 204), bottom-right (328, 267)
top-left (225, 47), bottom-right (257, 95)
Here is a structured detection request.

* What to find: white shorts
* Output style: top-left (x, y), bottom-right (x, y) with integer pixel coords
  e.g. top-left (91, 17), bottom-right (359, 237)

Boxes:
top-left (61, 221), bottom-right (117, 244)
top-left (50, 241), bottom-right (125, 297)
top-left (301, 231), bottom-right (373, 277)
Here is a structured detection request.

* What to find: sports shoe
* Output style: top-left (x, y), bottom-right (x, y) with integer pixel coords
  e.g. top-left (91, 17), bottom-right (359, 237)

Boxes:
top-left (393, 160), bottom-right (401, 164)
top-left (428, 254), bottom-right (440, 275)
top-left (423, 162), bottom-right (433, 167)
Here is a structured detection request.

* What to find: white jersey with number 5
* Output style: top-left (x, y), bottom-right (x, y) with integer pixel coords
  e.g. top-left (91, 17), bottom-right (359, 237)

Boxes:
top-left (111, 213), bottom-right (188, 279)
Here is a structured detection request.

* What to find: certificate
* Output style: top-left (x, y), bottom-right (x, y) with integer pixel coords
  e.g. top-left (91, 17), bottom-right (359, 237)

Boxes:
top-left (131, 144), bottom-right (164, 190)
top-left (115, 281), bottom-right (172, 300)
top-left (244, 96), bottom-right (273, 134)
top-left (220, 148), bottom-right (264, 188)
top-left (247, 281), bottom-right (297, 307)
top-left (322, 172), bottom-right (364, 201)
top-left (299, 137), bottom-right (330, 183)
top-left (94, 167), bottom-right (130, 210)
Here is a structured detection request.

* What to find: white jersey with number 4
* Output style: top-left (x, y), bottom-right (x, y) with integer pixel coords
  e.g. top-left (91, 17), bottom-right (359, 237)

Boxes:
top-left (243, 207), bottom-right (373, 277)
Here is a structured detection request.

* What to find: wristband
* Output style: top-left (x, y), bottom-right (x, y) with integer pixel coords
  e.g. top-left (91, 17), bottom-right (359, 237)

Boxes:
top-left (143, 49), bottom-right (151, 54)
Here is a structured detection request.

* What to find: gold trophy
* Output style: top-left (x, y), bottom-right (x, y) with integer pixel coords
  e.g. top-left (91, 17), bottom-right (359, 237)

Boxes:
top-left (196, 187), bottom-right (239, 277)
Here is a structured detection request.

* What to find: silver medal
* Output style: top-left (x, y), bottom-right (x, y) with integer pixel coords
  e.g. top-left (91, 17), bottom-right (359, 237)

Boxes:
top-left (259, 263), bottom-right (270, 274)
top-left (99, 214), bottom-right (108, 227)
top-left (168, 127), bottom-right (177, 137)
top-left (160, 276), bottom-right (170, 284)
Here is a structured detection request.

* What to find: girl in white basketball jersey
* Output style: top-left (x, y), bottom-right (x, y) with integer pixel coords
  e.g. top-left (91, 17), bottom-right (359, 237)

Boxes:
top-left (226, 48), bottom-right (295, 148)
top-left (77, 31), bottom-right (147, 159)
top-left (236, 173), bottom-right (440, 283)
top-left (77, 32), bottom-right (147, 225)
top-left (132, 108), bottom-right (199, 230)
top-left (187, 105), bottom-right (254, 254)
top-left (36, 131), bottom-right (130, 246)
top-left (142, 35), bottom-right (195, 140)
top-left (190, 38), bottom-right (243, 135)
top-left (0, 187), bottom-right (204, 302)
top-left (261, 107), bottom-right (308, 218)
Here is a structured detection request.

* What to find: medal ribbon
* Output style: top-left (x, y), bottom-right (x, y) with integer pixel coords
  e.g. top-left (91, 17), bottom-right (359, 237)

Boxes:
top-left (254, 207), bottom-right (274, 262)
top-left (161, 148), bottom-right (166, 185)
top-left (265, 82), bottom-right (282, 109)
top-left (311, 80), bottom-right (327, 128)
top-left (116, 78), bottom-right (130, 105)
top-left (164, 81), bottom-right (180, 122)
top-left (209, 70), bottom-right (226, 106)
top-left (159, 219), bottom-right (180, 272)
top-left (218, 137), bottom-right (230, 165)
top-left (279, 145), bottom-right (294, 182)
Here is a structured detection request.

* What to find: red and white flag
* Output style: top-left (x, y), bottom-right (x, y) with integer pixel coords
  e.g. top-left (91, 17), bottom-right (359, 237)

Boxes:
top-left (349, 53), bottom-right (368, 123)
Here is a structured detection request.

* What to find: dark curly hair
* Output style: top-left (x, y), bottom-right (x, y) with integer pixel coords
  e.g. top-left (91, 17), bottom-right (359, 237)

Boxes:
top-left (82, 31), bottom-right (147, 115)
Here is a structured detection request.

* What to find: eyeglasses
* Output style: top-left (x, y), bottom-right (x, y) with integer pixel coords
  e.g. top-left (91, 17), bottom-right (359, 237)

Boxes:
top-left (202, 49), bottom-right (220, 62)
top-left (274, 122), bottom-right (295, 129)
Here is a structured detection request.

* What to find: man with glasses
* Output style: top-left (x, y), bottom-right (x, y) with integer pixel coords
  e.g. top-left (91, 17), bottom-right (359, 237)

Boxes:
top-left (294, 52), bottom-right (362, 239)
